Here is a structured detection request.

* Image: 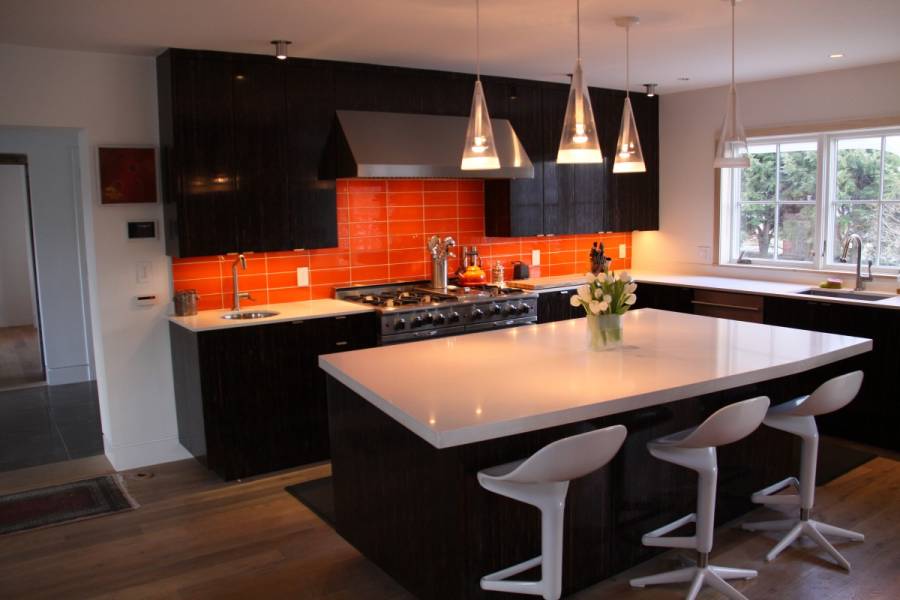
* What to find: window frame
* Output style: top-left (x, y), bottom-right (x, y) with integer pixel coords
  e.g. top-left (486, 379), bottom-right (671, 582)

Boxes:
top-left (718, 125), bottom-right (900, 274)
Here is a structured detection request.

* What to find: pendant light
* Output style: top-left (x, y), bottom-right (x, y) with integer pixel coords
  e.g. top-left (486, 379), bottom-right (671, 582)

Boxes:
top-left (714, 0), bottom-right (750, 168)
top-left (613, 17), bottom-right (646, 174)
top-left (461, 0), bottom-right (500, 170)
top-left (557, 0), bottom-right (603, 164)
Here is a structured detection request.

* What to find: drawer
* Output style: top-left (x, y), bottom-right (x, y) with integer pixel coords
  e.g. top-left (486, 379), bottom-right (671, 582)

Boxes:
top-left (691, 289), bottom-right (764, 323)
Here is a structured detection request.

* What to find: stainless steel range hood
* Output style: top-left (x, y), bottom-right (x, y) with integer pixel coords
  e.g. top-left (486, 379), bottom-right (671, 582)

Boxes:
top-left (332, 110), bottom-right (534, 179)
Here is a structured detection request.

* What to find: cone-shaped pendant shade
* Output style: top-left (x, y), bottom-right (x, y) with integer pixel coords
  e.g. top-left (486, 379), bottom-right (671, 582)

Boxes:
top-left (557, 59), bottom-right (603, 164)
top-left (461, 80), bottom-right (500, 170)
top-left (613, 97), bottom-right (645, 173)
top-left (713, 85), bottom-right (750, 168)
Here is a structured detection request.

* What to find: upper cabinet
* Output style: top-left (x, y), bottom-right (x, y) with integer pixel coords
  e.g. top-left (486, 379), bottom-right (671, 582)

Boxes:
top-left (158, 50), bottom-right (337, 257)
top-left (158, 49), bottom-right (658, 257)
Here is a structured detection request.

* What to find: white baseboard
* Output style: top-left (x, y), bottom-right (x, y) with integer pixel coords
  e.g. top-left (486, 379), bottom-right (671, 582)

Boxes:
top-left (46, 364), bottom-right (91, 385)
top-left (104, 434), bottom-right (192, 471)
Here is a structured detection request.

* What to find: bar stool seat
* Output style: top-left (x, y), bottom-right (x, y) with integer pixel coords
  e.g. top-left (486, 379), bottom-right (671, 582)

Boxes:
top-left (477, 424), bottom-right (628, 600)
top-left (630, 396), bottom-right (770, 600)
top-left (742, 371), bottom-right (865, 571)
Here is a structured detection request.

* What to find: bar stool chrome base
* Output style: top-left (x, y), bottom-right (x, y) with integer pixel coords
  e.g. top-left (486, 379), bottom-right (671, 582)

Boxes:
top-left (631, 551), bottom-right (757, 600)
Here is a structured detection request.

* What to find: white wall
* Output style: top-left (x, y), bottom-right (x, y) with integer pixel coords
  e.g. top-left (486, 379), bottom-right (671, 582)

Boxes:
top-left (0, 164), bottom-right (36, 328)
top-left (0, 44), bottom-right (188, 469)
top-left (633, 61), bottom-right (900, 289)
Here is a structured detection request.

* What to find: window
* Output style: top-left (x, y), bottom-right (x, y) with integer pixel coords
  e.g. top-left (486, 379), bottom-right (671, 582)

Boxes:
top-left (720, 127), bottom-right (900, 271)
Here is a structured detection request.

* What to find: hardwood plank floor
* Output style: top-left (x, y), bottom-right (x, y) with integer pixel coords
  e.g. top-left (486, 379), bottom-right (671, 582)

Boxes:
top-left (0, 456), bottom-right (897, 599)
top-left (0, 324), bottom-right (44, 390)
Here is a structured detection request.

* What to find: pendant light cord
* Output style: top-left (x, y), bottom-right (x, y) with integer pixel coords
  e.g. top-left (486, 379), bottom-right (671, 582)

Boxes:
top-left (731, 0), bottom-right (735, 89)
top-left (576, 0), bottom-right (581, 59)
top-left (476, 0), bottom-right (481, 80)
top-left (625, 25), bottom-right (630, 97)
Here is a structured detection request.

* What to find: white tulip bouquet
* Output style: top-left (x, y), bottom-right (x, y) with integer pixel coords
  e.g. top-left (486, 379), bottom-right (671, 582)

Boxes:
top-left (569, 271), bottom-right (638, 316)
top-left (569, 271), bottom-right (637, 349)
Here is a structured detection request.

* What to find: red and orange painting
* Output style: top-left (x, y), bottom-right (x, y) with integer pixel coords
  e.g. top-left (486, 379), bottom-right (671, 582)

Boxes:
top-left (98, 147), bottom-right (157, 204)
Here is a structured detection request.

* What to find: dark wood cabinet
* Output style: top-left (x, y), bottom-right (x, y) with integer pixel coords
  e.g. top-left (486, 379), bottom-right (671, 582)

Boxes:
top-left (158, 50), bottom-right (339, 257)
top-left (170, 312), bottom-right (377, 480)
top-left (536, 288), bottom-right (585, 323)
top-left (631, 282), bottom-right (694, 313)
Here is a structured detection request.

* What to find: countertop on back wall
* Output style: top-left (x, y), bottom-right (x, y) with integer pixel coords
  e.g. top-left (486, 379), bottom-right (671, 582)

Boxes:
top-left (507, 272), bottom-right (900, 310)
top-left (168, 299), bottom-right (374, 333)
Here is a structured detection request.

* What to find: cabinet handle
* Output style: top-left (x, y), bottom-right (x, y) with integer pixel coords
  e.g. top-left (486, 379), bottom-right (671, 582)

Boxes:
top-left (691, 300), bottom-right (759, 312)
top-left (291, 320), bottom-right (305, 325)
top-left (335, 316), bottom-right (347, 320)
top-left (335, 340), bottom-right (348, 346)
top-left (559, 290), bottom-right (570, 295)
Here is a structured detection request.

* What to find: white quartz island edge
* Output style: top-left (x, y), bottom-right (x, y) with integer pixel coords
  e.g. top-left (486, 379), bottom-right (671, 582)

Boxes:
top-left (319, 309), bottom-right (872, 449)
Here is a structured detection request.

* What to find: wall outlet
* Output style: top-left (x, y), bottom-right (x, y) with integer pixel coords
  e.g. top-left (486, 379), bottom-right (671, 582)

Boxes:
top-left (531, 249), bottom-right (541, 266)
top-left (296, 267), bottom-right (309, 287)
top-left (136, 261), bottom-right (152, 284)
top-left (618, 244), bottom-right (627, 259)
top-left (696, 245), bottom-right (711, 263)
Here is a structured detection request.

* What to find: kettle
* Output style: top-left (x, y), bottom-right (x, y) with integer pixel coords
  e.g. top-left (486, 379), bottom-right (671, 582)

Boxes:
top-left (512, 262), bottom-right (530, 280)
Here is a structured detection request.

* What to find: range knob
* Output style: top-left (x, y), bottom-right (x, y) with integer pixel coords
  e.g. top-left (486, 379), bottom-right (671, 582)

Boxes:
top-left (412, 315), bottom-right (425, 328)
top-left (448, 311), bottom-right (461, 323)
top-left (433, 313), bottom-right (446, 325)
top-left (505, 304), bottom-right (519, 316)
top-left (471, 308), bottom-right (485, 320)
top-left (422, 313), bottom-right (434, 324)
top-left (490, 303), bottom-right (502, 315)
top-left (394, 318), bottom-right (406, 330)
top-left (518, 304), bottom-right (531, 315)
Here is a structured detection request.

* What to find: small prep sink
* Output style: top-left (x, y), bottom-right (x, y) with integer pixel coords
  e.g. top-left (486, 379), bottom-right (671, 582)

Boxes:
top-left (221, 310), bottom-right (280, 320)
top-left (798, 289), bottom-right (893, 302)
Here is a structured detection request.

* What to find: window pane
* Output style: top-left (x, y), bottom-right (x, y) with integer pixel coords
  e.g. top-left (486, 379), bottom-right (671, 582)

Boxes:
top-left (880, 203), bottom-right (900, 267)
top-left (777, 204), bottom-right (815, 261)
top-left (779, 141), bottom-right (817, 201)
top-left (741, 147), bottom-right (776, 201)
top-left (739, 203), bottom-right (775, 259)
top-left (885, 136), bottom-right (900, 200)
top-left (836, 137), bottom-right (881, 201)
top-left (832, 203), bottom-right (878, 262)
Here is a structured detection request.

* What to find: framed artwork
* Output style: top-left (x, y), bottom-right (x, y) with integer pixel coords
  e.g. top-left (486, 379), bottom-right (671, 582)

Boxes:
top-left (98, 146), bottom-right (158, 204)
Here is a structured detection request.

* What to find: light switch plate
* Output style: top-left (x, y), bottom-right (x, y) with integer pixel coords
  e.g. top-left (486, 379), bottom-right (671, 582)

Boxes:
top-left (618, 244), bottom-right (627, 259)
top-left (136, 261), bottom-right (152, 284)
top-left (696, 246), bottom-right (711, 263)
top-left (296, 266), bottom-right (309, 287)
top-left (531, 249), bottom-right (541, 266)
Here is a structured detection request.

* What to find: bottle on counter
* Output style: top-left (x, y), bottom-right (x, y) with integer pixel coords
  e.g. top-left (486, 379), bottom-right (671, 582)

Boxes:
top-left (896, 271), bottom-right (900, 294)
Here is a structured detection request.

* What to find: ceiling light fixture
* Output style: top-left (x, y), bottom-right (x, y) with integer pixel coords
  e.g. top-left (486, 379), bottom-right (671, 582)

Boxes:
top-left (713, 0), bottom-right (750, 169)
top-left (678, 76), bottom-right (691, 81)
top-left (461, 0), bottom-right (500, 170)
top-left (829, 53), bottom-right (844, 59)
top-left (643, 83), bottom-right (658, 97)
top-left (557, 0), bottom-right (603, 164)
top-left (271, 40), bottom-right (291, 60)
top-left (613, 17), bottom-right (646, 174)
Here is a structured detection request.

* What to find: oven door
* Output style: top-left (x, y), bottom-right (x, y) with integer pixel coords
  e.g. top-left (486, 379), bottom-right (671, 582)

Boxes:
top-left (465, 317), bottom-right (537, 334)
top-left (380, 325), bottom-right (467, 345)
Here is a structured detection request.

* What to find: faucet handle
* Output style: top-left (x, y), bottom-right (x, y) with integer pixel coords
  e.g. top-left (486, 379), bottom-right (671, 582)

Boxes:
top-left (239, 292), bottom-right (254, 301)
top-left (865, 260), bottom-right (874, 280)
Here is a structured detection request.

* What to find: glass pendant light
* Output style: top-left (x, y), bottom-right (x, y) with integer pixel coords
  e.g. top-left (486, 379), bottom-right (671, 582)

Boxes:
top-left (613, 17), bottom-right (646, 174)
top-left (714, 0), bottom-right (750, 168)
top-left (461, 0), bottom-right (500, 170)
top-left (557, 0), bottom-right (603, 164)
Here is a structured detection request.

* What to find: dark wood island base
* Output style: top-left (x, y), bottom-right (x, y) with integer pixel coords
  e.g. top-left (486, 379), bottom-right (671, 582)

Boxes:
top-left (325, 371), bottom-right (851, 600)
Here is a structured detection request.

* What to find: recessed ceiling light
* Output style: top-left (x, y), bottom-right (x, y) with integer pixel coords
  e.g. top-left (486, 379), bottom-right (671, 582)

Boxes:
top-left (830, 53), bottom-right (844, 59)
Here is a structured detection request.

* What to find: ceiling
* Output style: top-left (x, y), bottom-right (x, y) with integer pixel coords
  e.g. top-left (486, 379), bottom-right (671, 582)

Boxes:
top-left (1, 0), bottom-right (899, 93)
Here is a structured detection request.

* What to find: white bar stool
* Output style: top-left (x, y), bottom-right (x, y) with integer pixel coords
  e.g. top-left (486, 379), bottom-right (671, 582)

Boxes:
top-left (477, 425), bottom-right (627, 600)
top-left (742, 371), bottom-right (865, 571)
top-left (629, 396), bottom-right (770, 600)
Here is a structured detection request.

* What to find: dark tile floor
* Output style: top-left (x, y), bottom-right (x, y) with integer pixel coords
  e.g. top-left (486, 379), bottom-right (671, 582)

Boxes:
top-left (0, 381), bottom-right (103, 473)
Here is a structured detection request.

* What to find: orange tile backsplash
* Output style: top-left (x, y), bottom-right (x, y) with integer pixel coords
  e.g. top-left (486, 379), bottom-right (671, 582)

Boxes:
top-left (172, 179), bottom-right (633, 311)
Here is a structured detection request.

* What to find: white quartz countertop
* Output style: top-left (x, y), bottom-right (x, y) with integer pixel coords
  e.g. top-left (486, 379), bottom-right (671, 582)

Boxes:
top-left (319, 309), bottom-right (872, 448)
top-left (508, 272), bottom-right (900, 310)
top-left (168, 299), bottom-right (374, 332)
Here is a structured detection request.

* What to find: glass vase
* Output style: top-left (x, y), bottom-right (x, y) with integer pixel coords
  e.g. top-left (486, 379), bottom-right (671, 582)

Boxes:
top-left (587, 313), bottom-right (623, 351)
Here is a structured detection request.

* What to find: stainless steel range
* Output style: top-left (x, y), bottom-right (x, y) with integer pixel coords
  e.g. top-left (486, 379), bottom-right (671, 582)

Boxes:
top-left (336, 281), bottom-right (538, 345)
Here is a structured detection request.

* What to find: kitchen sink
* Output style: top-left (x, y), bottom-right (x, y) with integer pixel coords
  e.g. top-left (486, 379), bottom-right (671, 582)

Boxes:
top-left (221, 310), bottom-right (281, 320)
top-left (798, 289), bottom-right (893, 302)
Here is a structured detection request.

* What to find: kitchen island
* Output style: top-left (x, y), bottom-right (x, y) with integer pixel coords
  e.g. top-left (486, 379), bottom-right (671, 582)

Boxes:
top-left (319, 309), bottom-right (871, 599)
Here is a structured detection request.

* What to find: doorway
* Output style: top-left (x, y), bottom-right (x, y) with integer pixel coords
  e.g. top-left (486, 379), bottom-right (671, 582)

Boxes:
top-left (0, 155), bottom-right (44, 391)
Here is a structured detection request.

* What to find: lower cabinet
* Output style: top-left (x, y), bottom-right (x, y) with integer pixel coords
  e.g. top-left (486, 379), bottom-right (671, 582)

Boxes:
top-left (537, 288), bottom-right (585, 323)
top-left (170, 312), bottom-right (377, 480)
top-left (632, 282), bottom-right (694, 313)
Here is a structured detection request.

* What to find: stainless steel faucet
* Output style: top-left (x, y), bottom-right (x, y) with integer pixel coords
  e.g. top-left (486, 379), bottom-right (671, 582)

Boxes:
top-left (839, 234), bottom-right (873, 291)
top-left (231, 254), bottom-right (253, 311)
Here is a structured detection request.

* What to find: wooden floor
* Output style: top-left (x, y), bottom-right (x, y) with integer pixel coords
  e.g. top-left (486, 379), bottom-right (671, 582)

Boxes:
top-left (0, 456), bottom-right (897, 599)
top-left (0, 324), bottom-right (44, 390)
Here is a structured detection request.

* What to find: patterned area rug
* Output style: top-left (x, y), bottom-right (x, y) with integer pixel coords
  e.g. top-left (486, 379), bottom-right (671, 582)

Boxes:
top-left (0, 475), bottom-right (137, 535)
